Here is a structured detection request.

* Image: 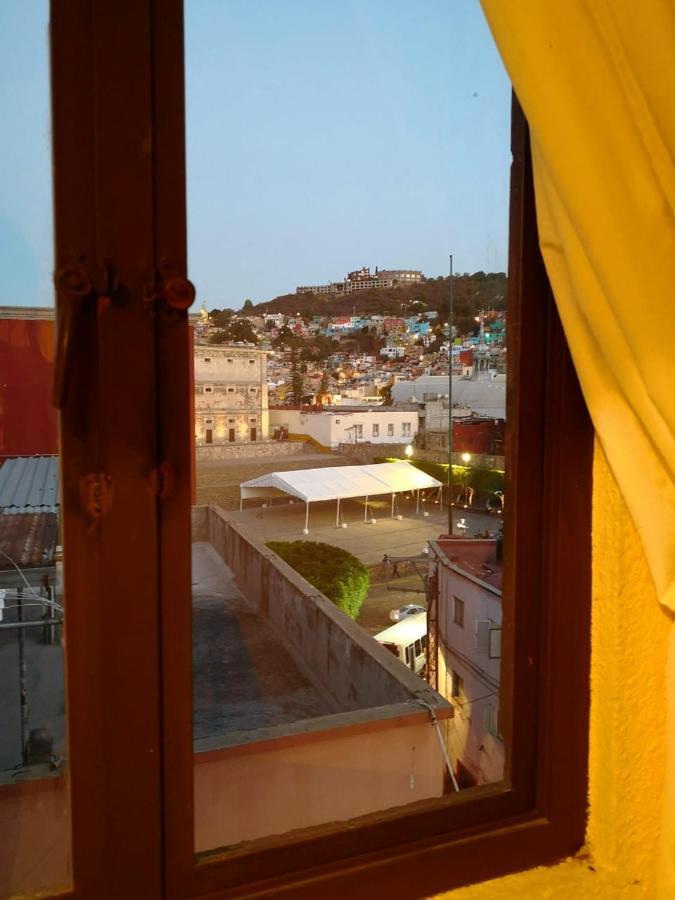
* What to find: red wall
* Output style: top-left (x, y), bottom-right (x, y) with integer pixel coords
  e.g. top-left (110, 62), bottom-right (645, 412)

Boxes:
top-left (0, 318), bottom-right (57, 457)
top-left (453, 418), bottom-right (504, 456)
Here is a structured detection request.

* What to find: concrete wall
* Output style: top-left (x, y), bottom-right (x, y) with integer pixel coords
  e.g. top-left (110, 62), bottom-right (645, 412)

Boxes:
top-left (194, 710), bottom-right (445, 851)
top-left (203, 503), bottom-right (445, 712)
top-left (337, 441), bottom-right (411, 464)
top-left (190, 503), bottom-right (452, 851)
top-left (195, 440), bottom-right (308, 462)
top-left (0, 774), bottom-right (70, 897)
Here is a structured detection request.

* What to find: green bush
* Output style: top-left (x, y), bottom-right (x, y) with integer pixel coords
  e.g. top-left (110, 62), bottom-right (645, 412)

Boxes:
top-left (266, 540), bottom-right (369, 620)
top-left (373, 457), bottom-right (504, 495)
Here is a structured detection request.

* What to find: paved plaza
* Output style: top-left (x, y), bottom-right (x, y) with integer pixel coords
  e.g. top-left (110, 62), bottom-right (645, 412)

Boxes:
top-left (227, 495), bottom-right (499, 568)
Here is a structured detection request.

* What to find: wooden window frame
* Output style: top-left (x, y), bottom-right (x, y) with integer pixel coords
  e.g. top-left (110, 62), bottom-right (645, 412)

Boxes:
top-left (48, 2), bottom-right (592, 898)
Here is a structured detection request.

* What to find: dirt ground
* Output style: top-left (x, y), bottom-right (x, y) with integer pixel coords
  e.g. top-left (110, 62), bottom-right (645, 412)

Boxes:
top-left (195, 452), bottom-right (347, 508)
top-left (357, 566), bottom-right (428, 636)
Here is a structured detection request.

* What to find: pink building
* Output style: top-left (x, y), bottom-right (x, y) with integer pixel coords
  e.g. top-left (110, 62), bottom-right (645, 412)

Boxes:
top-left (427, 537), bottom-right (504, 787)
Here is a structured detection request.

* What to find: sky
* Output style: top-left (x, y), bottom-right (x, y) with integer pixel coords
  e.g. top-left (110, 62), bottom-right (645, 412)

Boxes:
top-left (0, 1), bottom-right (511, 310)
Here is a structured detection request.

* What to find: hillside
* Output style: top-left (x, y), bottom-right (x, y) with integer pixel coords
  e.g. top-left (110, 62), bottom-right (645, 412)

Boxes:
top-left (250, 273), bottom-right (507, 331)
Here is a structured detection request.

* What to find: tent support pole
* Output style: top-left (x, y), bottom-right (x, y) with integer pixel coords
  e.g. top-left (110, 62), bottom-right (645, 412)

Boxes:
top-left (336, 497), bottom-right (340, 527)
top-left (391, 493), bottom-right (395, 517)
top-left (239, 495), bottom-right (243, 512)
top-left (303, 501), bottom-right (309, 534)
top-left (416, 489), bottom-right (420, 515)
top-left (364, 495), bottom-right (368, 522)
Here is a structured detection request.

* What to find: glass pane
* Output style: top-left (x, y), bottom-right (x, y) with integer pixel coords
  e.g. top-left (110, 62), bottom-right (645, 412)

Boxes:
top-left (0, 2), bottom-right (72, 894)
top-left (186, 0), bottom-right (509, 854)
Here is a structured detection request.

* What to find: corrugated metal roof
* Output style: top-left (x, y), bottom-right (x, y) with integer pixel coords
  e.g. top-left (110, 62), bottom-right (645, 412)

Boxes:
top-left (392, 376), bottom-right (506, 418)
top-left (0, 456), bottom-right (60, 513)
top-left (0, 512), bottom-right (58, 569)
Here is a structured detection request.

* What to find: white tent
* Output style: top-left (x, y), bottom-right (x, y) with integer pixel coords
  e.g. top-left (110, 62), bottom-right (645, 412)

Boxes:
top-left (239, 461), bottom-right (442, 533)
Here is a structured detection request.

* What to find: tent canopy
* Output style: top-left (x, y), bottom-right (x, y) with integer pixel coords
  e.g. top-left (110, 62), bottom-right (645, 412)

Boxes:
top-left (240, 461), bottom-right (442, 504)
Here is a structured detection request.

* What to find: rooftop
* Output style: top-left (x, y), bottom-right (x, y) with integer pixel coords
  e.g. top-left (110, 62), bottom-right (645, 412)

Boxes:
top-left (0, 512), bottom-right (58, 571)
top-left (433, 537), bottom-right (503, 592)
top-left (192, 542), bottom-right (337, 741)
top-left (0, 456), bottom-right (60, 514)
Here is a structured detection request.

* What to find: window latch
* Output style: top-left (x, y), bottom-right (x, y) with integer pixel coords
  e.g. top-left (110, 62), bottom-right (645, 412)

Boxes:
top-left (52, 261), bottom-right (118, 409)
top-left (52, 265), bottom-right (93, 409)
top-left (144, 270), bottom-right (196, 314)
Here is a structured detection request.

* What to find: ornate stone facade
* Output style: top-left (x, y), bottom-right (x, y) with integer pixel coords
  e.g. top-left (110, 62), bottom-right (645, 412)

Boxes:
top-left (194, 345), bottom-right (268, 446)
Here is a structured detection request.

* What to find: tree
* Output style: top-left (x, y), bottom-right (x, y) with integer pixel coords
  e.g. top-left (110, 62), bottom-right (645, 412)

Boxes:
top-left (378, 383), bottom-right (393, 406)
top-left (241, 298), bottom-right (254, 311)
top-left (210, 308), bottom-right (234, 328)
top-left (225, 319), bottom-right (258, 344)
top-left (290, 346), bottom-right (304, 402)
top-left (272, 325), bottom-right (298, 350)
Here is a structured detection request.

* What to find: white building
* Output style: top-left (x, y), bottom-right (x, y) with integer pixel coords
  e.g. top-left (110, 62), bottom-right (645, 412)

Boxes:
top-left (268, 408), bottom-right (418, 450)
top-left (263, 313), bottom-right (286, 327)
top-left (427, 538), bottom-right (503, 788)
top-left (194, 345), bottom-right (269, 446)
top-left (380, 346), bottom-right (406, 359)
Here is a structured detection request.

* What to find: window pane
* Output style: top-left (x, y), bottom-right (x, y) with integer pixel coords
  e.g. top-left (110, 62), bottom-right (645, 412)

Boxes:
top-left (0, 2), bottom-right (72, 895)
top-left (185, 0), bottom-right (509, 855)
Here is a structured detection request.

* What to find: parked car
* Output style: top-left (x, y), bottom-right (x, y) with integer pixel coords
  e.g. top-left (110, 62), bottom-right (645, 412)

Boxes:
top-left (389, 603), bottom-right (426, 623)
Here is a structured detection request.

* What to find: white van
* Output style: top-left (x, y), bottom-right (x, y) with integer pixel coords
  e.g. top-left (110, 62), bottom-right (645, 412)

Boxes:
top-left (374, 612), bottom-right (427, 676)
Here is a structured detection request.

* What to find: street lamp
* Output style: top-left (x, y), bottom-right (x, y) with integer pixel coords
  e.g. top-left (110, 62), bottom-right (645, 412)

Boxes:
top-left (404, 444), bottom-right (414, 458)
top-left (461, 452), bottom-right (471, 464)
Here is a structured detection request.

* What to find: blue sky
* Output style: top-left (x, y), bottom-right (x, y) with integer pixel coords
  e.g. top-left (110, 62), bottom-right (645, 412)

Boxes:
top-left (1, 1), bottom-right (511, 310)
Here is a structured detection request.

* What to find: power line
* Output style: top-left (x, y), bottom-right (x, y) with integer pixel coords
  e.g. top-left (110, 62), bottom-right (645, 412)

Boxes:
top-left (0, 549), bottom-right (63, 613)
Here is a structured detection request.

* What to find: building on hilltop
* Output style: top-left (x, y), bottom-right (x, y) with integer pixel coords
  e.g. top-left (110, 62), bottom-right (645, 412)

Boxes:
top-left (194, 345), bottom-right (269, 448)
top-left (376, 268), bottom-right (424, 283)
top-left (296, 266), bottom-right (425, 295)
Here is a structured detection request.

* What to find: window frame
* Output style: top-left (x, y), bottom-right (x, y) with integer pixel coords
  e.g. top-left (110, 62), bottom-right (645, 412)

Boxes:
top-left (453, 595), bottom-right (465, 628)
top-left (48, 2), bottom-right (593, 898)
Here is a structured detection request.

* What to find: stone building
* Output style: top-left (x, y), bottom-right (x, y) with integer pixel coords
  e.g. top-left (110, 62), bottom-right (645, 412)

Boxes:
top-left (194, 345), bottom-right (268, 446)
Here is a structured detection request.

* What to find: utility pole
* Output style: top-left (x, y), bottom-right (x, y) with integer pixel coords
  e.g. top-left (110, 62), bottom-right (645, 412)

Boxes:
top-left (447, 254), bottom-right (454, 535)
top-left (17, 587), bottom-right (28, 766)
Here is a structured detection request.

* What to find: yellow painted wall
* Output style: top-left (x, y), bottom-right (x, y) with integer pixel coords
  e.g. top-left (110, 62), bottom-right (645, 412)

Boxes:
top-left (434, 444), bottom-right (672, 898)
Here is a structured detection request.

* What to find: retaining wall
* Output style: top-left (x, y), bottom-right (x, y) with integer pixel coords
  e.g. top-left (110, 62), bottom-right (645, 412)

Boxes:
top-left (200, 504), bottom-right (444, 712)
top-left (195, 440), bottom-right (308, 462)
top-left (190, 504), bottom-right (451, 850)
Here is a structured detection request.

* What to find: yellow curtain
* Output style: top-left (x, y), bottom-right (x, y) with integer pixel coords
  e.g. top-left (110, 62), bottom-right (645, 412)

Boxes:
top-left (481, 0), bottom-right (675, 611)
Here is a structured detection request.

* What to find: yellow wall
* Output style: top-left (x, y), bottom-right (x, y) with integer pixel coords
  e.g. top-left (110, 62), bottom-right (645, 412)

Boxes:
top-left (435, 445), bottom-right (672, 898)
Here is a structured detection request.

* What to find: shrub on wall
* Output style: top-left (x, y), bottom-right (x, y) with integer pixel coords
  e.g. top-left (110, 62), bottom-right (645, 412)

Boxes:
top-left (266, 540), bottom-right (369, 619)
